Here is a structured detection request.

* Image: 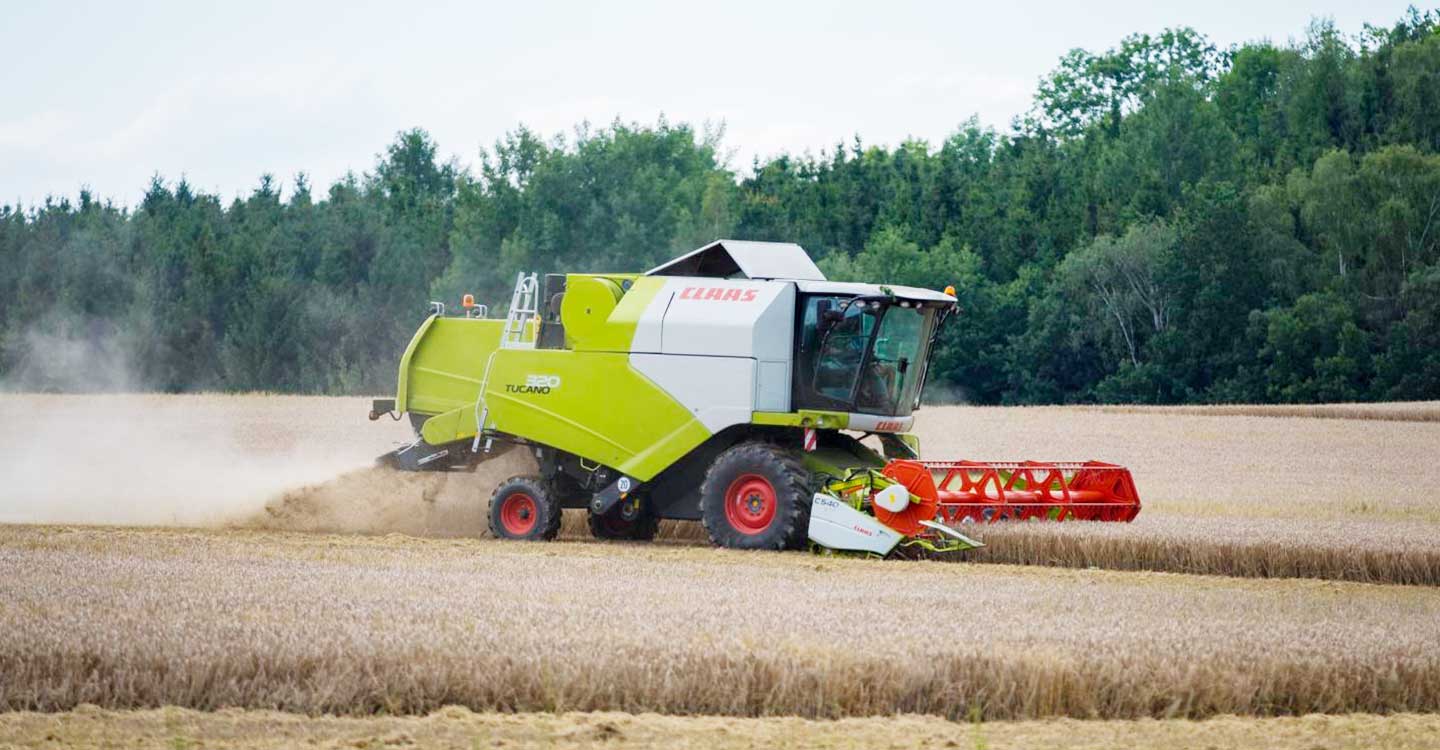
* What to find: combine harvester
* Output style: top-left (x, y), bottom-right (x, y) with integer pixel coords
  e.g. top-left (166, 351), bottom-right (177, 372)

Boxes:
top-left (370, 240), bottom-right (1140, 556)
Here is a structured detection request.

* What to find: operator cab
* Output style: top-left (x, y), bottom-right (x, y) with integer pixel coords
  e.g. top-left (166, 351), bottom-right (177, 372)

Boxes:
top-left (793, 285), bottom-right (952, 417)
top-left (646, 240), bottom-right (956, 418)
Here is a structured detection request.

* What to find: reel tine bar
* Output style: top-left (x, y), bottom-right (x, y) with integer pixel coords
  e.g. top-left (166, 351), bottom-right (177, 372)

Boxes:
top-left (917, 460), bottom-right (1140, 523)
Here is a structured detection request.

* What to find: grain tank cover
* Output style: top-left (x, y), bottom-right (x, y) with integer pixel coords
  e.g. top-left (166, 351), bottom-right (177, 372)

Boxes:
top-left (645, 239), bottom-right (826, 281)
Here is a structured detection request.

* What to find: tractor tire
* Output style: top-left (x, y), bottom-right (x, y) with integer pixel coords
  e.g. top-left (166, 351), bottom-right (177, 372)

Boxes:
top-left (700, 442), bottom-right (812, 550)
top-left (488, 475), bottom-right (562, 541)
top-left (587, 494), bottom-right (659, 541)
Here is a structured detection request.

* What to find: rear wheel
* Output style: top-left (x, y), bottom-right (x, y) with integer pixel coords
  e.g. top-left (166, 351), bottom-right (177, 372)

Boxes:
top-left (587, 493), bottom-right (659, 541)
top-left (700, 442), bottom-right (811, 550)
top-left (488, 475), bottom-right (562, 541)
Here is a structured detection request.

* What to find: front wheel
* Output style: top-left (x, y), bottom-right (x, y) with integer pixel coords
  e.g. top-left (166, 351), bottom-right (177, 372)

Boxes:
top-left (700, 442), bottom-right (811, 550)
top-left (488, 475), bottom-right (562, 541)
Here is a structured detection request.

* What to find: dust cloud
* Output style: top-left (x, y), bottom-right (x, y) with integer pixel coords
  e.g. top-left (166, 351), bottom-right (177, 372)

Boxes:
top-left (0, 313), bottom-right (142, 394)
top-left (247, 449), bottom-right (537, 537)
top-left (0, 393), bottom-right (530, 535)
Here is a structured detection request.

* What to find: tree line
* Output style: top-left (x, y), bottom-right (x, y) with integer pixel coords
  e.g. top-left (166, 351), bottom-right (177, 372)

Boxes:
top-left (2, 9), bottom-right (1438, 403)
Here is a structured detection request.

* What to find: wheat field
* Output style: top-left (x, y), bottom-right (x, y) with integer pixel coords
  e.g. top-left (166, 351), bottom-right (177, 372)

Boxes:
top-left (918, 404), bottom-right (1440, 523)
top-left (912, 403), bottom-right (1440, 584)
top-left (1083, 401), bottom-right (1440, 422)
top-left (233, 396), bottom-right (1440, 585)
top-left (3, 525), bottom-right (1439, 721)
top-left (3, 394), bottom-right (1439, 744)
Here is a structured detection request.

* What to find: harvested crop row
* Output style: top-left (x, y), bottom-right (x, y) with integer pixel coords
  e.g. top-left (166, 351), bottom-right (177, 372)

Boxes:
top-left (558, 513), bottom-right (1440, 587)
top-left (955, 516), bottom-right (1440, 586)
top-left (1078, 401), bottom-right (1440, 422)
top-left (258, 490), bottom-right (1440, 587)
top-left (4, 707), bottom-right (1440, 750)
top-left (3, 526), bottom-right (1438, 720)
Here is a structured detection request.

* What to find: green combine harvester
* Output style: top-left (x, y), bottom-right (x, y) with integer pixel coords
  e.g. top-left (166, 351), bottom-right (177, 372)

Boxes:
top-left (370, 240), bottom-right (1141, 555)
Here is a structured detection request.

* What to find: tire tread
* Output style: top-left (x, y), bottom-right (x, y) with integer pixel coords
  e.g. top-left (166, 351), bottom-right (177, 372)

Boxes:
top-left (488, 474), bottom-right (562, 541)
top-left (699, 441), bottom-right (812, 550)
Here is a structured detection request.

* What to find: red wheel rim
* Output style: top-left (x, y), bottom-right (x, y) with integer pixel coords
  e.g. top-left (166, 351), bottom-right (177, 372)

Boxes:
top-left (499, 492), bottom-right (538, 535)
top-left (724, 473), bottom-right (776, 535)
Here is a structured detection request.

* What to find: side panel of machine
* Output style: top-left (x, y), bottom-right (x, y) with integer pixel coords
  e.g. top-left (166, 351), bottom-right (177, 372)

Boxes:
top-left (654, 278), bottom-right (794, 360)
top-left (398, 316), bottom-right (506, 416)
top-left (623, 276), bottom-right (669, 353)
top-left (629, 354), bottom-right (754, 433)
top-left (749, 283), bottom-right (794, 412)
top-left (480, 348), bottom-right (711, 481)
top-left (629, 278), bottom-right (794, 414)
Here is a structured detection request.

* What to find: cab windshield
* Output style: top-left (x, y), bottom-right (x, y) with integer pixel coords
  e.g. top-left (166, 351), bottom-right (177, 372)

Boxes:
top-left (795, 295), bottom-right (938, 416)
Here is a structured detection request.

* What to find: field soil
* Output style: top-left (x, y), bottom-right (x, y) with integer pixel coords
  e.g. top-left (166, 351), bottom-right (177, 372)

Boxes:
top-left (3, 707), bottom-right (1438, 750)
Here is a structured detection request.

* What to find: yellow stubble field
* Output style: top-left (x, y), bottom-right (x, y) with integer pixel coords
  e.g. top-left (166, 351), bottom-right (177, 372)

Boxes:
top-left (2, 393), bottom-right (1438, 747)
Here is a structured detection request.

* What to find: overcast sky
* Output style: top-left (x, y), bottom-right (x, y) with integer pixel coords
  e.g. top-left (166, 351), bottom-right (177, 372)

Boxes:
top-left (0, 0), bottom-right (1420, 207)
